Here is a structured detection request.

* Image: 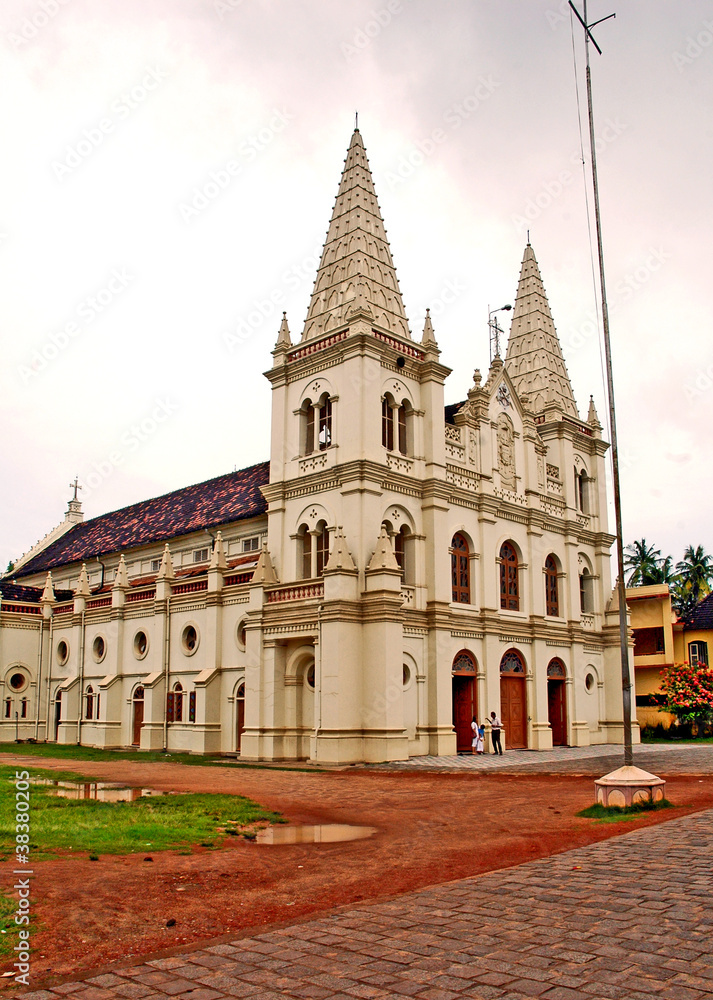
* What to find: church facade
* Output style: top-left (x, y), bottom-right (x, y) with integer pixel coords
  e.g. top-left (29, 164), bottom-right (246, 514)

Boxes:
top-left (0, 129), bottom-right (635, 762)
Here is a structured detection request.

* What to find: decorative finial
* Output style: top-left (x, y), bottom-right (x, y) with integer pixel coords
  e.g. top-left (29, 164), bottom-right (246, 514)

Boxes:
top-left (527, 229), bottom-right (530, 245)
top-left (473, 369), bottom-right (482, 386)
top-left (69, 476), bottom-right (83, 502)
top-left (355, 110), bottom-right (358, 130)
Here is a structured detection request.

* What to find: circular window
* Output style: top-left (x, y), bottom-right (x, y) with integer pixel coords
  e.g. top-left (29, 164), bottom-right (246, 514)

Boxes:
top-left (403, 664), bottom-right (411, 687)
top-left (92, 636), bottom-right (106, 663)
top-left (56, 640), bottom-right (69, 666)
top-left (182, 625), bottom-right (199, 655)
top-left (306, 663), bottom-right (316, 689)
top-left (9, 672), bottom-right (26, 692)
top-left (133, 631), bottom-right (149, 660)
top-left (585, 672), bottom-right (596, 692)
top-left (236, 620), bottom-right (247, 650)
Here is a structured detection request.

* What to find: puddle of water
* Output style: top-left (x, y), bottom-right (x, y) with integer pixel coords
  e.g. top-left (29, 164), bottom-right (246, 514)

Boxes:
top-left (256, 824), bottom-right (376, 845)
top-left (33, 779), bottom-right (167, 802)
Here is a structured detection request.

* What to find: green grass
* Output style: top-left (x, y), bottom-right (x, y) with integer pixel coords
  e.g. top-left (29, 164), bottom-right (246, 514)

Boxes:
top-left (0, 764), bottom-right (283, 857)
top-left (0, 741), bottom-right (315, 772)
top-left (576, 799), bottom-right (672, 823)
top-left (0, 892), bottom-right (21, 958)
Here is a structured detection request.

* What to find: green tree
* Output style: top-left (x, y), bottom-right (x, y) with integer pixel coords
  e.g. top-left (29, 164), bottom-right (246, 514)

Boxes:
top-left (676, 545), bottom-right (713, 611)
top-left (624, 539), bottom-right (664, 586)
top-left (660, 661), bottom-right (713, 731)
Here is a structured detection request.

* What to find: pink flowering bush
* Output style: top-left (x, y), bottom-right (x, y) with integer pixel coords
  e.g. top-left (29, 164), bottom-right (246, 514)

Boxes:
top-left (660, 661), bottom-right (713, 728)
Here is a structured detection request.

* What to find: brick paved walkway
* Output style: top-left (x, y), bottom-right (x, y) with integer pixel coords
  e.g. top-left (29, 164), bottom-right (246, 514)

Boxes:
top-left (367, 743), bottom-right (713, 775)
top-left (17, 805), bottom-right (713, 1000)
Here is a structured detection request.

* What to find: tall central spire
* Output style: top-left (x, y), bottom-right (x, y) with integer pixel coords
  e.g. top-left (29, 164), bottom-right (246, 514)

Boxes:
top-left (300, 128), bottom-right (411, 342)
top-left (504, 244), bottom-right (579, 417)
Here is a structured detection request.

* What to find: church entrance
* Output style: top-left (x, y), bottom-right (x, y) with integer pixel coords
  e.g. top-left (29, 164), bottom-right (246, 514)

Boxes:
top-left (235, 682), bottom-right (245, 753)
top-left (451, 650), bottom-right (477, 754)
top-left (547, 659), bottom-right (568, 746)
top-left (132, 687), bottom-right (144, 746)
top-left (499, 649), bottom-right (527, 749)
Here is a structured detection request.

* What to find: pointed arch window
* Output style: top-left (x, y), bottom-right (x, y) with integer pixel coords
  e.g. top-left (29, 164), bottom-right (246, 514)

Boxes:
top-left (299, 523), bottom-right (330, 578)
top-left (545, 555), bottom-right (559, 617)
top-left (500, 542), bottom-right (519, 611)
top-left (574, 467), bottom-right (588, 513)
top-left (304, 401), bottom-right (315, 455)
top-left (451, 533), bottom-right (471, 604)
top-left (579, 567), bottom-right (593, 614)
top-left (85, 686), bottom-right (94, 721)
top-left (397, 403), bottom-right (408, 455)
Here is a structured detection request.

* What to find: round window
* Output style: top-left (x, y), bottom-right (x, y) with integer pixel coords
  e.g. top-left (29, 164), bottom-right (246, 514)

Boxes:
top-left (133, 631), bottom-right (149, 659)
top-left (57, 640), bottom-right (69, 665)
top-left (9, 672), bottom-right (26, 691)
top-left (182, 625), bottom-right (198, 655)
top-left (585, 672), bottom-right (595, 692)
top-left (237, 620), bottom-right (247, 650)
top-left (92, 636), bottom-right (106, 663)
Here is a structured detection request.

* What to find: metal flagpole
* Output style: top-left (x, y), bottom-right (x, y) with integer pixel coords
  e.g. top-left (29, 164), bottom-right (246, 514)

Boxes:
top-left (569, 1), bottom-right (633, 767)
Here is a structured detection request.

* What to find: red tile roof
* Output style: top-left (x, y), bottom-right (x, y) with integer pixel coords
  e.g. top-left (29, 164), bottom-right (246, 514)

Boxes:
top-left (12, 461), bottom-right (269, 579)
top-left (683, 593), bottom-right (713, 632)
top-left (0, 582), bottom-right (73, 603)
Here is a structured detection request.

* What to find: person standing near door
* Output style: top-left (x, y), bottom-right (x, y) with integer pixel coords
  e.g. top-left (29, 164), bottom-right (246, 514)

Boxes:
top-left (489, 711), bottom-right (503, 755)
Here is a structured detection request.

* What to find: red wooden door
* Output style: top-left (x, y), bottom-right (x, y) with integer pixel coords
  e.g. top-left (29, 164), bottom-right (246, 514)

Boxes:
top-left (452, 676), bottom-right (475, 753)
top-left (236, 686), bottom-right (245, 753)
top-left (500, 676), bottom-right (526, 748)
top-left (132, 698), bottom-right (144, 746)
top-left (548, 680), bottom-right (567, 746)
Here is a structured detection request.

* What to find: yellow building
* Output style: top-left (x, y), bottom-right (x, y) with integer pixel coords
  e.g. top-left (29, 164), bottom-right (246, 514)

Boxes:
top-left (627, 585), bottom-right (713, 729)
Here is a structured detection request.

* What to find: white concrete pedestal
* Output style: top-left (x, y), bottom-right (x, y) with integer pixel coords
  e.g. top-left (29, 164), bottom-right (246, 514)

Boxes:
top-left (594, 765), bottom-right (666, 807)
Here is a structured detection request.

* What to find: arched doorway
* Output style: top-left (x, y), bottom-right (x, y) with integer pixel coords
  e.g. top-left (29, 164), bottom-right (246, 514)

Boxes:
top-left (499, 649), bottom-right (527, 749)
top-left (547, 659), bottom-right (568, 746)
top-left (132, 687), bottom-right (144, 747)
top-left (452, 651), bottom-right (477, 754)
top-left (235, 681), bottom-right (245, 753)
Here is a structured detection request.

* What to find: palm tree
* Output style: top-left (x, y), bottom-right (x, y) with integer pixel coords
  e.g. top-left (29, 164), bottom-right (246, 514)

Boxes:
top-left (676, 545), bottom-right (713, 610)
top-left (649, 554), bottom-right (675, 585)
top-left (624, 539), bottom-right (663, 586)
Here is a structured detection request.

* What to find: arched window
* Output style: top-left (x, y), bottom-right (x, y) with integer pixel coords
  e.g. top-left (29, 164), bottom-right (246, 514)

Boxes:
top-left (20, 698), bottom-right (28, 719)
top-left (4, 698), bottom-right (11, 719)
top-left (545, 555), bottom-right (559, 617)
top-left (318, 397), bottom-right (332, 450)
top-left (574, 467), bottom-right (588, 512)
top-left (303, 399), bottom-right (315, 455)
top-left (382, 395), bottom-right (411, 455)
top-left (167, 682), bottom-right (183, 723)
top-left (398, 403), bottom-right (408, 455)
top-left (302, 394), bottom-right (333, 455)
top-left (315, 523), bottom-right (329, 576)
top-left (451, 533), bottom-right (470, 604)
top-left (382, 395), bottom-right (394, 450)
top-left (547, 659), bottom-right (566, 679)
top-left (500, 542), bottom-right (519, 611)
top-left (500, 649), bottom-right (525, 674)
top-left (393, 525), bottom-right (413, 584)
top-left (85, 686), bottom-right (94, 721)
top-left (299, 524), bottom-right (311, 579)
top-left (452, 650), bottom-right (477, 673)
top-left (299, 523), bottom-right (330, 578)
top-left (579, 567), bottom-right (593, 614)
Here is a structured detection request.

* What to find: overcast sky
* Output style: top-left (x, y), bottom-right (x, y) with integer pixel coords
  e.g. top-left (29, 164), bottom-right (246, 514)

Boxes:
top-left (1, 0), bottom-right (711, 576)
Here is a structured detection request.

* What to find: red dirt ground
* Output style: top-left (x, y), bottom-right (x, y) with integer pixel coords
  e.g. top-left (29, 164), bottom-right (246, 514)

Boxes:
top-left (2, 754), bottom-right (713, 990)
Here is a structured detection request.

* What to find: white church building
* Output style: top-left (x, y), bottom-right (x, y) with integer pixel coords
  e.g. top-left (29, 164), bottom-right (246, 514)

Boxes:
top-left (0, 128), bottom-right (634, 762)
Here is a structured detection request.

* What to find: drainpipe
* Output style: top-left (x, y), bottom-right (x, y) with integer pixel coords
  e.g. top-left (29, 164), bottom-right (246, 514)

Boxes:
top-left (77, 609), bottom-right (86, 745)
top-left (162, 595), bottom-right (171, 752)
top-left (95, 558), bottom-right (106, 592)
